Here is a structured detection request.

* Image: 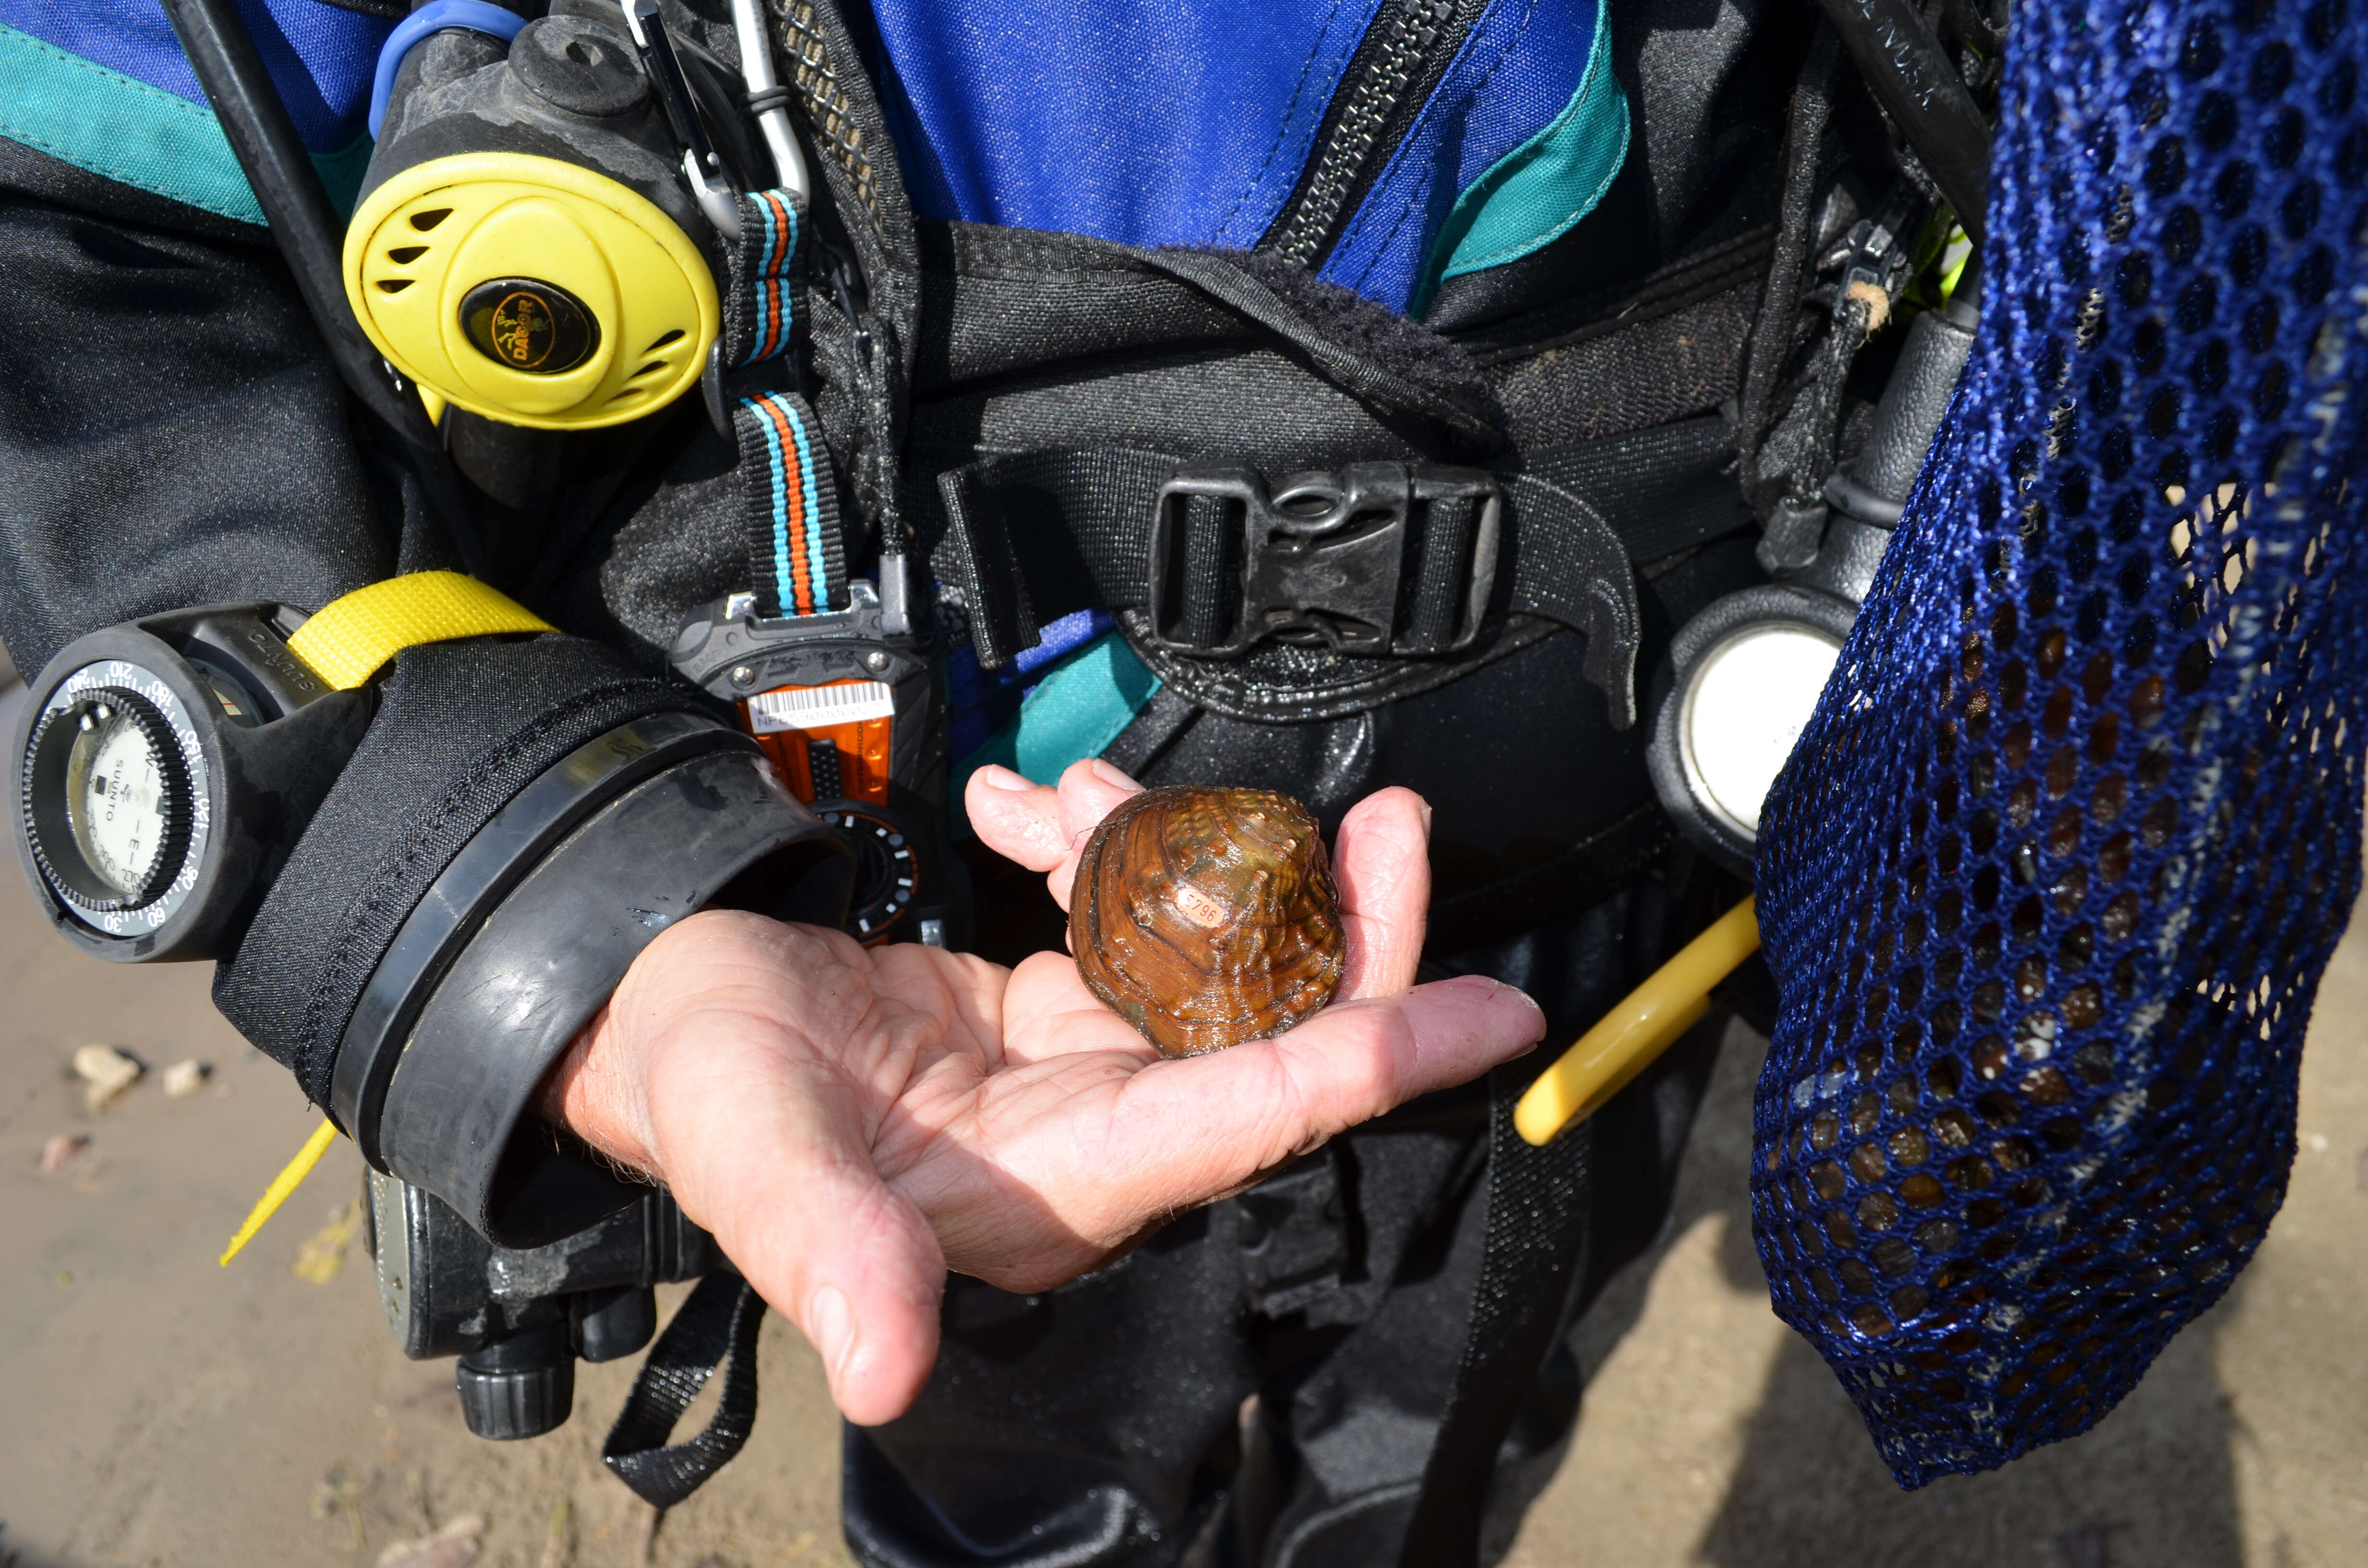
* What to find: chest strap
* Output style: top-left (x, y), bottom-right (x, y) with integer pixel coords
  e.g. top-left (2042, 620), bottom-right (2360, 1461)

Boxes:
top-left (929, 417), bottom-right (1753, 733)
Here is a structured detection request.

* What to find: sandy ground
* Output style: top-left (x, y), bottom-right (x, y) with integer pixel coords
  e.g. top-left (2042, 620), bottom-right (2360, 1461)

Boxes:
top-left (1, 668), bottom-right (2363, 1567)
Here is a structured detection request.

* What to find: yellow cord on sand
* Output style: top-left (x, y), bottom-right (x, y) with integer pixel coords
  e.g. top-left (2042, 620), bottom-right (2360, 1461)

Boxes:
top-left (1515, 899), bottom-right (1762, 1146)
top-left (220, 1117), bottom-right (343, 1266)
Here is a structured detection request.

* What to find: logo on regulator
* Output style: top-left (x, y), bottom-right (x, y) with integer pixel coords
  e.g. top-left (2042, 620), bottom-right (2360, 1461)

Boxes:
top-left (459, 277), bottom-right (599, 375)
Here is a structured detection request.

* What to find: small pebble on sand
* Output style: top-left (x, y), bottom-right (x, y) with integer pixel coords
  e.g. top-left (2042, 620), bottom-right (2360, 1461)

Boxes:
top-left (72, 1045), bottom-right (142, 1113)
top-left (161, 1059), bottom-right (210, 1099)
top-left (376, 1514), bottom-right (485, 1568)
top-left (40, 1132), bottom-right (89, 1173)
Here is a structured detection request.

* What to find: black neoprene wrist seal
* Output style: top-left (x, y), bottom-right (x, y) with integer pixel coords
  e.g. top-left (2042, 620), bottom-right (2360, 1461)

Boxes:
top-left (346, 718), bottom-right (849, 1247)
top-left (320, 707), bottom-right (845, 1243)
top-left (210, 636), bottom-right (851, 1246)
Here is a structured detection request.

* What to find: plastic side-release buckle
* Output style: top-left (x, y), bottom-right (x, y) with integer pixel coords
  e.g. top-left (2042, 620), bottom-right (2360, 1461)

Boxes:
top-left (1146, 461), bottom-right (1501, 658)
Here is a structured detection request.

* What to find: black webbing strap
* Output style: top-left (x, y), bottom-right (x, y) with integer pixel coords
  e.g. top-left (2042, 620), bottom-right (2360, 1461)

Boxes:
top-left (934, 418), bottom-right (1745, 662)
top-left (1136, 249), bottom-right (1505, 445)
top-left (601, 1274), bottom-right (768, 1509)
top-left (1523, 415), bottom-right (1756, 567)
top-left (1396, 1066), bottom-right (1593, 1568)
top-left (934, 447), bottom-right (1651, 725)
top-left (936, 447), bottom-right (1167, 664)
top-left (1425, 799), bottom-right (1673, 955)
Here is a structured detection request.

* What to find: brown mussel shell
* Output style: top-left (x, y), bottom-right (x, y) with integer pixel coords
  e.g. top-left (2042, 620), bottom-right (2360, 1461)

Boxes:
top-left (1070, 785), bottom-right (1345, 1057)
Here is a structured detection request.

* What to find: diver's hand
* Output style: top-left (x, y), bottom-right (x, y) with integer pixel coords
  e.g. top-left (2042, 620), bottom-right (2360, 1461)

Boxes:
top-left (543, 760), bottom-right (1543, 1426)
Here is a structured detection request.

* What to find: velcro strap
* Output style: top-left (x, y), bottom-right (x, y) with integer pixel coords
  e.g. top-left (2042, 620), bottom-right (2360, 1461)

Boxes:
top-left (284, 571), bottom-right (553, 690)
top-left (735, 390), bottom-right (848, 617)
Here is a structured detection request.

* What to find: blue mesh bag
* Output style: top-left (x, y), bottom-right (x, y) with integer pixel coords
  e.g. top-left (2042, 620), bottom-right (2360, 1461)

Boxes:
top-left (1751, 0), bottom-right (2368, 1485)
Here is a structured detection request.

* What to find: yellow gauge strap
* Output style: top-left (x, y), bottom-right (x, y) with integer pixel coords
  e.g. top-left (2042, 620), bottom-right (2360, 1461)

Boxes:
top-left (1515, 898), bottom-right (1762, 1146)
top-left (220, 1116), bottom-right (342, 1266)
top-left (285, 570), bottom-right (555, 690)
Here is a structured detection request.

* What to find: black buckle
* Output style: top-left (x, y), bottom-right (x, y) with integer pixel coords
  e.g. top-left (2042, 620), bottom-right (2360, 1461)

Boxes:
top-left (1147, 461), bottom-right (1501, 658)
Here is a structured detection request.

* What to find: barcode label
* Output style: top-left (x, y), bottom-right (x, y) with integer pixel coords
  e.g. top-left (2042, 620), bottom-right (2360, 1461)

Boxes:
top-left (747, 680), bottom-right (895, 734)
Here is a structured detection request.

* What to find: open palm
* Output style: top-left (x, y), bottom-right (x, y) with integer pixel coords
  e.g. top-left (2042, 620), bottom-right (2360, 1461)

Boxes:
top-left (546, 759), bottom-right (1545, 1423)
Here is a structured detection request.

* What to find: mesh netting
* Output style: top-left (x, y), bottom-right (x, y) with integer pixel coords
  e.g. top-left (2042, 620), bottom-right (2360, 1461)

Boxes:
top-left (1751, 0), bottom-right (2368, 1486)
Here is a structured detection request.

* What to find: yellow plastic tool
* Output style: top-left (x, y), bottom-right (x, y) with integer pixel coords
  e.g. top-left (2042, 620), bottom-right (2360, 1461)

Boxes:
top-left (220, 1116), bottom-right (342, 1266)
top-left (1515, 898), bottom-right (1762, 1145)
top-left (285, 570), bottom-right (554, 689)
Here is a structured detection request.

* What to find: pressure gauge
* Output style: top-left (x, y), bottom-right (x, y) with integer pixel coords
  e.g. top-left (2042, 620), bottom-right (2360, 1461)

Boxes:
top-left (1648, 584), bottom-right (1857, 875)
top-left (12, 606), bottom-right (373, 962)
top-left (1643, 274), bottom-right (1977, 876)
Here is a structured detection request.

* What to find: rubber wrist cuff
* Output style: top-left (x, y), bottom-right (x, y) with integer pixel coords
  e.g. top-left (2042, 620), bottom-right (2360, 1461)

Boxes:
top-left (335, 711), bottom-right (852, 1247)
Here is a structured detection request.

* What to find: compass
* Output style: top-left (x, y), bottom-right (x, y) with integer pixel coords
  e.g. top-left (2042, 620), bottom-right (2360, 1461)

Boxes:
top-left (20, 666), bottom-right (208, 936)
top-left (11, 607), bottom-right (368, 961)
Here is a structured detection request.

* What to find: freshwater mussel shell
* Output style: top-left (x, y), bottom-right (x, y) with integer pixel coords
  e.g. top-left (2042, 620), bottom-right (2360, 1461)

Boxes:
top-left (1070, 785), bottom-right (1345, 1057)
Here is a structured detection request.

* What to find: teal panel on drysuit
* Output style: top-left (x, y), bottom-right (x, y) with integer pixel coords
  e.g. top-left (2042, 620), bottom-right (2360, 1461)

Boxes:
top-left (1417, 0), bottom-right (1630, 311)
top-left (950, 632), bottom-right (1162, 838)
top-left (0, 23), bottom-right (372, 223)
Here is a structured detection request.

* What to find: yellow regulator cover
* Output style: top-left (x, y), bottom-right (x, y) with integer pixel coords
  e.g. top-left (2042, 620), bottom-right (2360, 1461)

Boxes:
top-left (344, 152), bottom-right (720, 431)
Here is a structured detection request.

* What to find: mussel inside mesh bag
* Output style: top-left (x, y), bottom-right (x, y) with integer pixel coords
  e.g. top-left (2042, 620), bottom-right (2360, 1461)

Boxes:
top-left (1746, 0), bottom-right (2368, 1485)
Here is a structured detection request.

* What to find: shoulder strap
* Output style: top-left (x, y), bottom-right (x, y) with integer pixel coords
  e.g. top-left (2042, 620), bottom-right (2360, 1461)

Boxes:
top-left (1395, 1063), bottom-right (1593, 1568)
top-left (715, 187), bottom-right (852, 617)
top-left (737, 389), bottom-right (849, 616)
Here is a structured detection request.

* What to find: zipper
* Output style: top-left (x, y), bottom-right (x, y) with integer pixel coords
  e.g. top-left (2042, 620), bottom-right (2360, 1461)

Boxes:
top-left (1259, 0), bottom-right (1488, 270)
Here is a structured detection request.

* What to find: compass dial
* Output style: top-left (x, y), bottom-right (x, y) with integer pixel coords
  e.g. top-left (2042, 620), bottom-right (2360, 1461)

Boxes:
top-left (22, 669), bottom-right (204, 930)
top-left (65, 699), bottom-right (175, 896)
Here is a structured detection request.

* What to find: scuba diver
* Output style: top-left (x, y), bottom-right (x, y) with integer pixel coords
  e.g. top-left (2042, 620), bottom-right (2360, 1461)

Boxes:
top-left (26, 0), bottom-right (2350, 1562)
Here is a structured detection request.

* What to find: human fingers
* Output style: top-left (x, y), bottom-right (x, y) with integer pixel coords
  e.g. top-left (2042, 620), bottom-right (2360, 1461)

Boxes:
top-left (553, 914), bottom-right (950, 1424)
top-left (656, 1039), bottom-right (947, 1424)
top-left (964, 765), bottom-right (1067, 871)
top-left (1330, 786), bottom-right (1431, 1001)
top-left (963, 757), bottom-right (1147, 895)
top-left (1043, 759), bottom-right (1144, 911)
top-left (996, 947), bottom-right (1164, 1067)
top-left (1120, 980), bottom-right (1540, 1199)
top-left (958, 976), bottom-right (1546, 1291)
top-left (1194, 978), bottom-right (1537, 1159)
